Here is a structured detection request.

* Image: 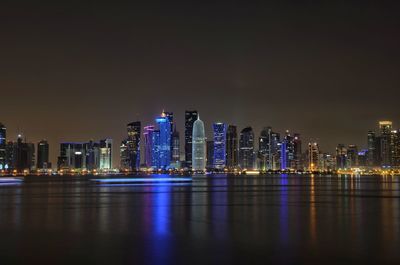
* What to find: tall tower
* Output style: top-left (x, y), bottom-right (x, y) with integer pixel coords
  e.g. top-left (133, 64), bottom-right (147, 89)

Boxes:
top-left (239, 127), bottom-right (255, 170)
top-left (213, 122), bottom-right (226, 169)
top-left (127, 121), bottom-right (141, 171)
top-left (143, 125), bottom-right (155, 168)
top-left (171, 127), bottom-right (180, 168)
top-left (37, 140), bottom-right (49, 170)
top-left (185, 110), bottom-right (198, 169)
top-left (226, 125), bottom-right (238, 169)
top-left (379, 121), bottom-right (392, 167)
top-left (99, 139), bottom-right (112, 170)
top-left (192, 115), bottom-right (206, 172)
top-left (0, 123), bottom-right (6, 170)
top-left (308, 142), bottom-right (319, 171)
top-left (156, 111), bottom-right (172, 169)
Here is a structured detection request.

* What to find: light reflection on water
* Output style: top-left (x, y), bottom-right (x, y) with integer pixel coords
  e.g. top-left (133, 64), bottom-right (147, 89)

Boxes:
top-left (0, 174), bottom-right (399, 264)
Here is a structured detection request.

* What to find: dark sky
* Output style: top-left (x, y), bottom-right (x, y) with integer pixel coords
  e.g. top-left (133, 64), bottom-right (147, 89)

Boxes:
top-left (1, 1), bottom-right (400, 166)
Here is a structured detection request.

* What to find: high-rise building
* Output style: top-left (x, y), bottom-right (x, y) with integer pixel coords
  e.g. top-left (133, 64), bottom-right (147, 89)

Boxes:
top-left (0, 123), bottom-right (6, 170)
top-left (99, 139), bottom-right (112, 170)
top-left (379, 121), bottom-right (392, 167)
top-left (152, 130), bottom-right (161, 168)
top-left (293, 133), bottom-right (302, 170)
top-left (127, 121), bottom-right (141, 171)
top-left (391, 130), bottom-right (400, 167)
top-left (308, 142), bottom-right (319, 171)
top-left (281, 130), bottom-right (295, 170)
top-left (120, 140), bottom-right (129, 170)
top-left (85, 140), bottom-right (100, 171)
top-left (336, 144), bottom-right (347, 169)
top-left (37, 140), bottom-right (49, 170)
top-left (367, 131), bottom-right (376, 166)
top-left (226, 125), bottom-right (238, 169)
top-left (143, 125), bottom-right (155, 168)
top-left (192, 115), bottom-right (206, 172)
top-left (58, 142), bottom-right (86, 170)
top-left (14, 135), bottom-right (35, 172)
top-left (164, 111), bottom-right (174, 160)
top-left (156, 111), bottom-right (172, 169)
top-left (213, 122), bottom-right (226, 169)
top-left (185, 110), bottom-right (198, 169)
top-left (171, 127), bottom-right (180, 168)
top-left (347, 144), bottom-right (358, 168)
top-left (258, 127), bottom-right (281, 170)
top-left (239, 127), bottom-right (255, 170)
top-left (206, 140), bottom-right (214, 169)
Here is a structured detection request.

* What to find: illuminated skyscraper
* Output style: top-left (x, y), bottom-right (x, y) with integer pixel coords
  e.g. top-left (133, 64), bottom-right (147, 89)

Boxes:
top-left (171, 127), bottom-right (180, 168)
top-left (120, 140), bottom-right (129, 170)
top-left (213, 122), bottom-right (226, 169)
top-left (293, 133), bottom-right (302, 170)
top-left (143, 125), bottom-right (155, 168)
top-left (379, 121), bottom-right (392, 167)
top-left (336, 144), bottom-right (347, 169)
top-left (308, 142), bottom-right (319, 171)
top-left (156, 111), bottom-right (172, 169)
top-left (99, 139), bottom-right (112, 170)
top-left (239, 127), bottom-right (255, 170)
top-left (192, 116), bottom-right (206, 172)
top-left (37, 140), bottom-right (49, 170)
top-left (258, 127), bottom-right (280, 170)
top-left (0, 123), bottom-right (6, 170)
top-left (185, 110), bottom-right (198, 168)
top-left (367, 131), bottom-right (376, 166)
top-left (127, 121), bottom-right (141, 171)
top-left (347, 144), bottom-right (358, 168)
top-left (226, 125), bottom-right (238, 169)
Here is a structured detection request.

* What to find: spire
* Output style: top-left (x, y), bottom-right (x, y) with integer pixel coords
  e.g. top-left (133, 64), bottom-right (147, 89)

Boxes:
top-left (197, 113), bottom-right (200, 120)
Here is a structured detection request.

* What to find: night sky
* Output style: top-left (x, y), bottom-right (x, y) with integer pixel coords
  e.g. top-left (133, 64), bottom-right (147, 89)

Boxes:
top-left (1, 1), bottom-right (400, 166)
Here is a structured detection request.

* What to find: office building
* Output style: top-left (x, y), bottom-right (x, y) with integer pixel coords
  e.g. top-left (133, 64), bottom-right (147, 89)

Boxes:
top-left (192, 115), bottom-right (206, 172)
top-left (37, 140), bottom-right (50, 170)
top-left (184, 110), bottom-right (198, 169)
top-left (239, 127), bottom-right (255, 170)
top-left (213, 122), bottom-right (226, 169)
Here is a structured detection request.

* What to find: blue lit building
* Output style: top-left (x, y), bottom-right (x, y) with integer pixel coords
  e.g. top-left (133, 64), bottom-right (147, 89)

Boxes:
top-left (155, 111), bottom-right (172, 169)
top-left (213, 122), bottom-right (226, 169)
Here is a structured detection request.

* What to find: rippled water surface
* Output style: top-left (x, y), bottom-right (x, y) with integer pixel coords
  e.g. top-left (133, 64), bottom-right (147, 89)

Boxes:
top-left (0, 174), bottom-right (399, 265)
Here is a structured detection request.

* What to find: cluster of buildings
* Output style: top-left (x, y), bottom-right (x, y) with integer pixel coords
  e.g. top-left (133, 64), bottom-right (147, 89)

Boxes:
top-left (1, 117), bottom-right (400, 175)
top-left (0, 123), bottom-right (50, 173)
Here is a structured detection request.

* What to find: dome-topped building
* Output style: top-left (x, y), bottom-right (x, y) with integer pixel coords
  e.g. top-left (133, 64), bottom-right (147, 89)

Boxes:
top-left (192, 115), bottom-right (206, 172)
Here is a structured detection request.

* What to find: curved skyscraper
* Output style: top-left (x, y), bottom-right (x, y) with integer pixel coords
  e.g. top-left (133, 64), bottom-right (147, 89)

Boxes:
top-left (192, 116), bottom-right (206, 172)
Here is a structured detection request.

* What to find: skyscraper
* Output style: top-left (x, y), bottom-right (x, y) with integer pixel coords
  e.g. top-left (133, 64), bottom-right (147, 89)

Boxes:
top-left (120, 140), bottom-right (129, 171)
top-left (143, 125), bottom-right (155, 168)
top-left (192, 115), bottom-right (206, 172)
top-left (99, 139), bottom-right (112, 170)
top-left (379, 121), bottom-right (392, 167)
top-left (0, 123), bottom-right (6, 170)
top-left (156, 111), bottom-right (172, 169)
top-left (336, 144), bottom-right (347, 169)
top-left (308, 142), bottom-right (319, 171)
top-left (258, 127), bottom-right (280, 170)
top-left (347, 144), bottom-right (358, 168)
top-left (185, 110), bottom-right (198, 169)
top-left (239, 127), bottom-right (255, 170)
top-left (171, 127), bottom-right (180, 168)
top-left (226, 125), bottom-right (238, 169)
top-left (15, 135), bottom-right (35, 172)
top-left (37, 140), bottom-right (49, 170)
top-left (213, 122), bottom-right (226, 169)
top-left (293, 133), bottom-right (302, 170)
top-left (367, 130), bottom-right (376, 166)
top-left (127, 121), bottom-right (141, 171)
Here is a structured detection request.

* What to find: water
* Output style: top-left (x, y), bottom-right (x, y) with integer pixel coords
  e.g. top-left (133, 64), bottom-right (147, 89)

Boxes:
top-left (0, 174), bottom-right (399, 265)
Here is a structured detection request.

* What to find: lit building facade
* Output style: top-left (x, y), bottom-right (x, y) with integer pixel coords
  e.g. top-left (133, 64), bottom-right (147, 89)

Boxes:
top-left (37, 140), bottom-right (49, 170)
top-left (226, 125), bottom-right (238, 169)
top-left (185, 110), bottom-right (198, 169)
top-left (308, 142), bottom-right (319, 171)
top-left (99, 139), bottom-right (112, 170)
top-left (213, 122), bottom-right (226, 169)
top-left (192, 116), bottom-right (206, 172)
top-left (127, 121), bottom-right (141, 171)
top-left (143, 125), bottom-right (155, 168)
top-left (239, 127), bottom-right (255, 170)
top-left (156, 111), bottom-right (172, 169)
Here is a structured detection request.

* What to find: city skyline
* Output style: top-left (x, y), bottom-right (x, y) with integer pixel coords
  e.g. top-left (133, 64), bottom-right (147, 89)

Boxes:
top-left (1, 116), bottom-right (400, 172)
top-left (2, 2), bottom-right (400, 169)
